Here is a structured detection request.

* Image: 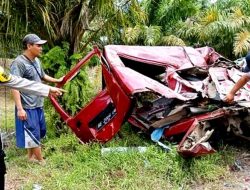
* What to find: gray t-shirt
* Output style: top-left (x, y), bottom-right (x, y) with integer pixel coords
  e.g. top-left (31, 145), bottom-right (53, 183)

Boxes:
top-left (10, 55), bottom-right (46, 109)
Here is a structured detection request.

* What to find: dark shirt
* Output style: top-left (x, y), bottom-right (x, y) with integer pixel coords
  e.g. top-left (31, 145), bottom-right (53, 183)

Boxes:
top-left (242, 52), bottom-right (250, 72)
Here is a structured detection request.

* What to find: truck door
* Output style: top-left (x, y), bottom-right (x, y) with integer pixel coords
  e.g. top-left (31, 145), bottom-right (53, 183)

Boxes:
top-left (50, 47), bottom-right (131, 143)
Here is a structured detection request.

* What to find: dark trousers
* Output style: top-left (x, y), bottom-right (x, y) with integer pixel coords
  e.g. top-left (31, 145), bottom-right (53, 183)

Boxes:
top-left (0, 174), bottom-right (4, 190)
top-left (0, 137), bottom-right (6, 190)
top-left (0, 151), bottom-right (6, 190)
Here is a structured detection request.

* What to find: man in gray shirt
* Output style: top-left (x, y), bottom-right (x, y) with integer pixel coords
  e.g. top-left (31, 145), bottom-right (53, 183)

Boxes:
top-left (10, 34), bottom-right (64, 165)
top-left (0, 65), bottom-right (64, 190)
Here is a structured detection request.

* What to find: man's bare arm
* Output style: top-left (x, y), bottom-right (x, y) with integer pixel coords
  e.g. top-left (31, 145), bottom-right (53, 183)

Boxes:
top-left (12, 89), bottom-right (27, 120)
top-left (43, 74), bottom-right (64, 83)
top-left (224, 74), bottom-right (250, 103)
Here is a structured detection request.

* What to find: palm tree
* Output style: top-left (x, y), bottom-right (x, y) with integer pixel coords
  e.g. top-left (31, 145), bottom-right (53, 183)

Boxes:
top-left (178, 1), bottom-right (250, 58)
top-left (121, 0), bottom-right (201, 46)
top-left (0, 0), bottom-right (145, 57)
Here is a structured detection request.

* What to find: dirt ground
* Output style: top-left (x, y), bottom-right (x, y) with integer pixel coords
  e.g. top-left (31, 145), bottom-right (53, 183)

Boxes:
top-left (191, 150), bottom-right (250, 190)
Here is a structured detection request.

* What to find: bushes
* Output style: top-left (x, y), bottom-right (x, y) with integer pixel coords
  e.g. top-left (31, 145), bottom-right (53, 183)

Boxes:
top-left (42, 43), bottom-right (100, 137)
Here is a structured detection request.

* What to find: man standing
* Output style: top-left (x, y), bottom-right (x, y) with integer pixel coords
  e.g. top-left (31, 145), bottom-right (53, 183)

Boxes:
top-left (10, 34), bottom-right (64, 165)
top-left (0, 65), bottom-right (64, 190)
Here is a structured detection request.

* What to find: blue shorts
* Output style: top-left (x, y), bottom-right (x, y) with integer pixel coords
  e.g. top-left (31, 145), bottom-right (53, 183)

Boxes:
top-left (15, 107), bottom-right (46, 148)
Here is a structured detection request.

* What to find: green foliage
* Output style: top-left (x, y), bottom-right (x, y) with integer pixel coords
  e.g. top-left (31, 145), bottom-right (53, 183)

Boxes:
top-left (234, 29), bottom-right (250, 56)
top-left (143, 25), bottom-right (162, 45)
top-left (0, 0), bottom-right (145, 56)
top-left (3, 0), bottom-right (250, 59)
top-left (41, 42), bottom-right (69, 77)
top-left (161, 35), bottom-right (186, 46)
top-left (122, 25), bottom-right (163, 45)
top-left (61, 68), bottom-right (95, 115)
top-left (130, 0), bottom-right (250, 58)
top-left (123, 25), bottom-right (143, 44)
top-left (41, 43), bottom-right (100, 137)
top-left (177, 2), bottom-right (250, 58)
top-left (155, 0), bottom-right (200, 27)
top-left (122, 0), bottom-right (201, 46)
top-left (43, 106), bottom-right (71, 139)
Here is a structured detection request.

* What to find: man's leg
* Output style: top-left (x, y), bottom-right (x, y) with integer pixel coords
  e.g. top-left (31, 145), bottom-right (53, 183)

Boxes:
top-left (27, 148), bottom-right (33, 160)
top-left (23, 108), bottom-right (41, 162)
top-left (32, 147), bottom-right (43, 161)
top-left (31, 147), bottom-right (46, 166)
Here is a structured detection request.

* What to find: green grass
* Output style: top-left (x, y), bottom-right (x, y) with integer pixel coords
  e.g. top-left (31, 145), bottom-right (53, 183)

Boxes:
top-left (5, 123), bottom-right (236, 190)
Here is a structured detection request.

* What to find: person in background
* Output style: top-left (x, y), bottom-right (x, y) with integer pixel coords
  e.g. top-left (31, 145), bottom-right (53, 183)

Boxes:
top-left (224, 52), bottom-right (250, 103)
top-left (0, 65), bottom-right (64, 190)
top-left (240, 52), bottom-right (250, 72)
top-left (10, 34), bottom-right (64, 165)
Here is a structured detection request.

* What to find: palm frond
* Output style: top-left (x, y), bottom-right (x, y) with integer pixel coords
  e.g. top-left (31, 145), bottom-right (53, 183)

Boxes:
top-left (177, 20), bottom-right (202, 40)
top-left (227, 7), bottom-right (250, 32)
top-left (156, 0), bottom-right (171, 22)
top-left (129, 0), bottom-right (147, 25)
top-left (143, 25), bottom-right (162, 46)
top-left (122, 25), bottom-right (143, 45)
top-left (233, 30), bottom-right (250, 56)
top-left (38, 5), bottom-right (57, 39)
top-left (141, 0), bottom-right (153, 13)
top-left (161, 35), bottom-right (186, 46)
top-left (200, 7), bottom-right (220, 26)
top-left (92, 0), bottom-right (114, 16)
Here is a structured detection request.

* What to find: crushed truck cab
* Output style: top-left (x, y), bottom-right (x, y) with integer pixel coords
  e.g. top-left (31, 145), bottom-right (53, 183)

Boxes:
top-left (50, 45), bottom-right (250, 157)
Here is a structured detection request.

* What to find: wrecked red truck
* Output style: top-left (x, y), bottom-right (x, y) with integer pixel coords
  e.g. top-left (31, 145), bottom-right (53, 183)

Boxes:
top-left (50, 45), bottom-right (250, 157)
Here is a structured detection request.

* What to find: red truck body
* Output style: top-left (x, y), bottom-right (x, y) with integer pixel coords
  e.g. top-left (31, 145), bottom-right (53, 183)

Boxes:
top-left (50, 45), bottom-right (250, 157)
